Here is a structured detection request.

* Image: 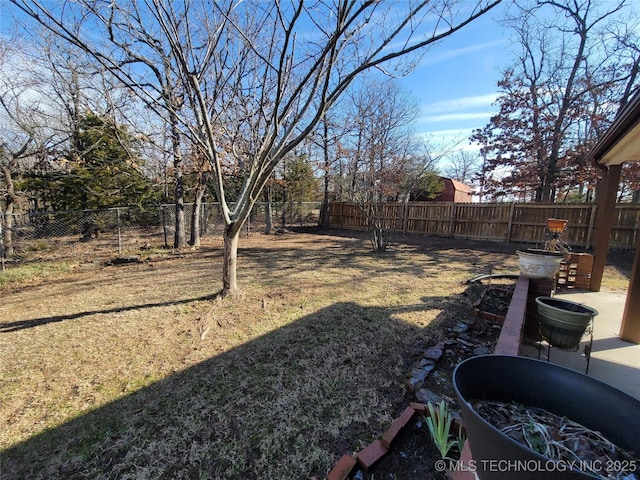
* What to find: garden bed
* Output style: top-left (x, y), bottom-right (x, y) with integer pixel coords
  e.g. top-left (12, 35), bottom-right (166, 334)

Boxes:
top-left (473, 285), bottom-right (515, 324)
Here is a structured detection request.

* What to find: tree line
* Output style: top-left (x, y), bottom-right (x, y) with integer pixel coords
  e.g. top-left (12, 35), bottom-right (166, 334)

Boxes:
top-left (1, 0), bottom-right (639, 293)
top-left (471, 0), bottom-right (640, 203)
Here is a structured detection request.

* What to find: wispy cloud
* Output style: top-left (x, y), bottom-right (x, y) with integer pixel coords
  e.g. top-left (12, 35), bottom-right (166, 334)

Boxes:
top-left (420, 40), bottom-right (505, 67)
top-left (419, 112), bottom-right (492, 123)
top-left (423, 93), bottom-right (499, 113)
top-left (417, 128), bottom-right (474, 145)
top-left (416, 128), bottom-right (483, 153)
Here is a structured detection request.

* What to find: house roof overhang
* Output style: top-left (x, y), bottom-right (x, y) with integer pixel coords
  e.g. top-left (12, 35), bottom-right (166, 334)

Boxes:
top-left (588, 90), bottom-right (640, 166)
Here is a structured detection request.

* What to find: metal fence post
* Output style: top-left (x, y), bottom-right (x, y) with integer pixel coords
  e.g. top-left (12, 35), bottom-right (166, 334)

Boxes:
top-left (162, 205), bottom-right (169, 248)
top-left (0, 217), bottom-right (5, 272)
top-left (117, 207), bottom-right (122, 254)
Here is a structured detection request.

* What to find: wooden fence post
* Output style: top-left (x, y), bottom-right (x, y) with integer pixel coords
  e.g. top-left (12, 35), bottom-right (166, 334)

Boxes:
top-left (448, 203), bottom-right (455, 238)
top-left (402, 202), bottom-right (409, 234)
top-left (506, 202), bottom-right (515, 243)
top-left (586, 204), bottom-right (597, 249)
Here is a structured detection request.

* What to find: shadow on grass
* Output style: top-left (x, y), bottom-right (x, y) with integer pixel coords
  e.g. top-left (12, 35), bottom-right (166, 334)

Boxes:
top-left (239, 231), bottom-right (518, 285)
top-left (0, 293), bottom-right (222, 333)
top-left (1, 294), bottom-right (472, 480)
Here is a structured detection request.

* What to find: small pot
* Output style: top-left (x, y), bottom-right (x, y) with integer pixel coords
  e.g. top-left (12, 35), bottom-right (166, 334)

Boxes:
top-left (516, 249), bottom-right (564, 279)
top-left (536, 296), bottom-right (598, 350)
top-left (547, 218), bottom-right (568, 234)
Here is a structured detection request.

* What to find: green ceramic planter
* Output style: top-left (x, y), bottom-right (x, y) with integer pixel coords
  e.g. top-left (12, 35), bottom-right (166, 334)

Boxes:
top-left (535, 296), bottom-right (598, 350)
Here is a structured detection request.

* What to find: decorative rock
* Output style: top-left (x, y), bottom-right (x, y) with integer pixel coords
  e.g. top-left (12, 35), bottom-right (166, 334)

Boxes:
top-left (458, 333), bottom-right (471, 341)
top-left (418, 361), bottom-right (437, 374)
top-left (457, 338), bottom-right (474, 347)
top-left (411, 368), bottom-right (430, 382)
top-left (473, 346), bottom-right (491, 356)
top-left (406, 376), bottom-right (424, 393)
top-left (419, 357), bottom-right (435, 367)
top-left (460, 316), bottom-right (477, 325)
top-left (423, 346), bottom-right (443, 361)
top-left (415, 388), bottom-right (443, 406)
top-left (452, 322), bottom-right (469, 334)
top-left (442, 339), bottom-right (458, 349)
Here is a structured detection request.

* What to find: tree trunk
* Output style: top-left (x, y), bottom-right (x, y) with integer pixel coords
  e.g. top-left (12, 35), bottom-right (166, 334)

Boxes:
top-left (1, 165), bottom-right (15, 258)
top-left (171, 120), bottom-right (186, 249)
top-left (189, 182), bottom-right (206, 247)
top-left (370, 224), bottom-right (391, 253)
top-left (222, 224), bottom-right (240, 294)
top-left (174, 170), bottom-right (185, 248)
top-left (281, 190), bottom-right (287, 230)
top-left (319, 198), bottom-right (330, 229)
top-left (319, 153), bottom-right (331, 228)
top-left (264, 186), bottom-right (274, 234)
top-left (319, 115), bottom-right (331, 228)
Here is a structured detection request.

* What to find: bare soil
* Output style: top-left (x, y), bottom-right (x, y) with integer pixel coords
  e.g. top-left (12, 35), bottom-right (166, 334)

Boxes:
top-left (0, 227), bottom-right (631, 480)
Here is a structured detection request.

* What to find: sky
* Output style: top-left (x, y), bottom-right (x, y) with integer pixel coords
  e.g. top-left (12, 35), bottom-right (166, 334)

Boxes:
top-left (398, 2), bottom-right (511, 158)
top-left (0, 0), bottom-right (511, 158)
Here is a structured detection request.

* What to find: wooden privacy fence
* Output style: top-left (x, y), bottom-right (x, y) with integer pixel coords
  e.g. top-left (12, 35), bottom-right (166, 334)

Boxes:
top-left (329, 202), bottom-right (640, 250)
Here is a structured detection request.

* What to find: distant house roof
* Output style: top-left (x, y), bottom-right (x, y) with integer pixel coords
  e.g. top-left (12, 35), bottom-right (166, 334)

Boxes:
top-left (449, 178), bottom-right (473, 194)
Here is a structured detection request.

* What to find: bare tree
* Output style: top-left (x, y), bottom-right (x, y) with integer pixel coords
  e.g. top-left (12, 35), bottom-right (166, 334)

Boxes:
top-left (472, 0), bottom-right (640, 202)
top-left (315, 112), bottom-right (345, 229)
top-left (0, 38), bottom-right (63, 256)
top-left (337, 78), bottom-right (445, 251)
top-left (443, 150), bottom-right (480, 184)
top-left (11, 0), bottom-right (500, 294)
top-left (188, 152), bottom-right (212, 247)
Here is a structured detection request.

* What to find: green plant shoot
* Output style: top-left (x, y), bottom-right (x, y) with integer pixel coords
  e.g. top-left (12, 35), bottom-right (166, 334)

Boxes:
top-left (425, 400), bottom-right (457, 459)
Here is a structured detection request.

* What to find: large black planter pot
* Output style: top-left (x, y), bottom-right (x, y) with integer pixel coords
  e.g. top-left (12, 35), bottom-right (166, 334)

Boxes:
top-left (453, 355), bottom-right (640, 480)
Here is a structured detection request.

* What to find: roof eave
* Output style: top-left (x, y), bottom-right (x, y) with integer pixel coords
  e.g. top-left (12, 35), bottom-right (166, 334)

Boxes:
top-left (587, 90), bottom-right (640, 166)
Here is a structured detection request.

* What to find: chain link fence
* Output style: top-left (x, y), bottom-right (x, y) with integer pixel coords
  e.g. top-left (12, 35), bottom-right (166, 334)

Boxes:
top-left (1, 202), bottom-right (321, 265)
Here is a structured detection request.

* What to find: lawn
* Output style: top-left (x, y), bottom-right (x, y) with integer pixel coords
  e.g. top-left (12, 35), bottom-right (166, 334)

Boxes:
top-left (0, 229), bottom-right (630, 479)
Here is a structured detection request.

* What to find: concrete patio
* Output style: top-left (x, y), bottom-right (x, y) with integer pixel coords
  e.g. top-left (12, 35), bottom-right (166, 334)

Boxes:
top-left (520, 289), bottom-right (640, 400)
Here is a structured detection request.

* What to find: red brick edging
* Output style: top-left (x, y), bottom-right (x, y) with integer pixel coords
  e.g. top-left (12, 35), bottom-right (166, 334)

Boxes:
top-left (326, 402), bottom-right (465, 480)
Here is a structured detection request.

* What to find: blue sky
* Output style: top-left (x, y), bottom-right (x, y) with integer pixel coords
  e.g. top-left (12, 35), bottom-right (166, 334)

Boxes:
top-left (398, 3), bottom-right (510, 155)
top-left (1, 0), bottom-right (510, 159)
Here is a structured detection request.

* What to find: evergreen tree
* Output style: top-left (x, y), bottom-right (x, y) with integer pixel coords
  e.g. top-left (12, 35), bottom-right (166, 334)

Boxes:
top-left (22, 112), bottom-right (159, 211)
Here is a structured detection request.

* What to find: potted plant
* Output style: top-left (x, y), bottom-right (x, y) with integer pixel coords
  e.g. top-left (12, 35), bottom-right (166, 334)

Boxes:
top-left (535, 296), bottom-right (598, 350)
top-left (516, 218), bottom-right (570, 279)
top-left (516, 249), bottom-right (565, 279)
top-left (547, 218), bottom-right (568, 234)
top-left (454, 355), bottom-right (640, 480)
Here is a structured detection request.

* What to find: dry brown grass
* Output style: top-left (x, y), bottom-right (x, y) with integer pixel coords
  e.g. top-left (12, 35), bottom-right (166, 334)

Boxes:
top-left (0, 229), bottom-right (630, 479)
